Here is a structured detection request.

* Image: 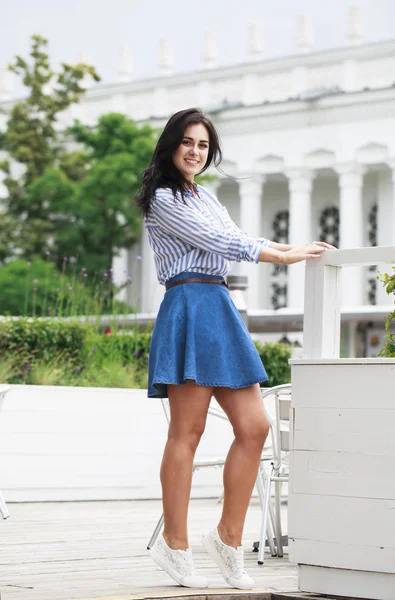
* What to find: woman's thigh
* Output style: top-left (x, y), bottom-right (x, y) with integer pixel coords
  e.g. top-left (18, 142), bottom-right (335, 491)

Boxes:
top-left (213, 383), bottom-right (269, 441)
top-left (167, 380), bottom-right (213, 438)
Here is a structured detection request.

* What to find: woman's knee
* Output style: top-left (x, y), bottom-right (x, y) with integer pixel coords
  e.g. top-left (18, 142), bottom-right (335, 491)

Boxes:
top-left (168, 421), bottom-right (206, 451)
top-left (235, 414), bottom-right (270, 448)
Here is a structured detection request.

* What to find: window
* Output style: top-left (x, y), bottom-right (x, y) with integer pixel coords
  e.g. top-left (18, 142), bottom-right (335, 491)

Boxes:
top-left (271, 210), bottom-right (289, 309)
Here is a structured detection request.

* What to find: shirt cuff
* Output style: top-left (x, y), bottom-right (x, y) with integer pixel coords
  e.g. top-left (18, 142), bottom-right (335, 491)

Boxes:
top-left (250, 239), bottom-right (266, 263)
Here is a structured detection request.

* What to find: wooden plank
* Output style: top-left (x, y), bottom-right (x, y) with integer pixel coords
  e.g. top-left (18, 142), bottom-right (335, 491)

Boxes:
top-left (289, 538), bottom-right (395, 573)
top-left (0, 499), bottom-right (298, 600)
top-left (293, 407), bottom-right (395, 455)
top-left (289, 493), bottom-right (395, 551)
top-left (291, 363), bottom-right (395, 409)
top-left (322, 245), bottom-right (395, 267)
top-left (298, 564), bottom-right (395, 600)
top-left (291, 450), bottom-right (395, 499)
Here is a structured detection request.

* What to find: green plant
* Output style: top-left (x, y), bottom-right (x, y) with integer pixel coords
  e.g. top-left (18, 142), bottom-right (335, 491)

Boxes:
top-left (0, 357), bottom-right (16, 383)
top-left (0, 319), bottom-right (90, 369)
top-left (83, 328), bottom-right (152, 369)
top-left (27, 357), bottom-right (73, 386)
top-left (254, 341), bottom-right (292, 387)
top-left (378, 266), bottom-right (395, 357)
top-left (0, 257), bottom-right (132, 317)
top-left (0, 318), bottom-right (152, 388)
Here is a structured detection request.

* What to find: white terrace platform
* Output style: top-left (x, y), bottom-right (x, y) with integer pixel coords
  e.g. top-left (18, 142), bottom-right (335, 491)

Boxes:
top-left (0, 498), bottom-right (305, 600)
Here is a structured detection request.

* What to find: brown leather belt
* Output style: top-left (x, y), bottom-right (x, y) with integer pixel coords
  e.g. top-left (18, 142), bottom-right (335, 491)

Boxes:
top-left (166, 278), bottom-right (229, 291)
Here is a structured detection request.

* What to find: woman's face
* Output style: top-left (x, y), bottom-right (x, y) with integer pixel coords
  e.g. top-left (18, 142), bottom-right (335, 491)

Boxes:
top-left (172, 123), bottom-right (210, 183)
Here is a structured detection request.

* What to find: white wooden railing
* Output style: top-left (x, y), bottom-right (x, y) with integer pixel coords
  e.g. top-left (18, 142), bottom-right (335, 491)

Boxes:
top-left (303, 246), bottom-right (395, 359)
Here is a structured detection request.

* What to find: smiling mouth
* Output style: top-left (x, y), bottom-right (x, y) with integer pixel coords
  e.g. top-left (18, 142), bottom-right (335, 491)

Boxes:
top-left (185, 159), bottom-right (199, 166)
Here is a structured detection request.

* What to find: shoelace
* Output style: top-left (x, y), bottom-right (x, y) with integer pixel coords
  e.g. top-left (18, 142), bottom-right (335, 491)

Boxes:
top-left (234, 551), bottom-right (247, 578)
top-left (177, 548), bottom-right (199, 574)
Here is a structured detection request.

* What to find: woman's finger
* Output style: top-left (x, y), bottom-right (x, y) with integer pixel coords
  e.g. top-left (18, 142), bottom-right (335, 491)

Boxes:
top-left (313, 241), bottom-right (337, 250)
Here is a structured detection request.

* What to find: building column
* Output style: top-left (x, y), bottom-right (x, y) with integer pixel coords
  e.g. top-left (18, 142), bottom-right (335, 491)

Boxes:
top-left (204, 178), bottom-right (221, 198)
top-left (112, 249), bottom-right (128, 303)
top-left (239, 175), bottom-right (265, 310)
top-left (337, 163), bottom-right (365, 306)
top-left (287, 169), bottom-right (313, 309)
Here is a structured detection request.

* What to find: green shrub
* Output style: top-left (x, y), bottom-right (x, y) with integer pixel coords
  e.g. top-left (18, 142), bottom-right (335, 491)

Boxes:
top-left (378, 267), bottom-right (395, 357)
top-left (0, 318), bottom-right (151, 387)
top-left (254, 341), bottom-right (292, 387)
top-left (0, 258), bottom-right (131, 317)
top-left (0, 318), bottom-right (89, 366)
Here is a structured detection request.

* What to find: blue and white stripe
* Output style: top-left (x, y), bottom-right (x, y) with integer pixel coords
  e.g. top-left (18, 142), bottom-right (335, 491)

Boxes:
top-left (144, 184), bottom-right (272, 285)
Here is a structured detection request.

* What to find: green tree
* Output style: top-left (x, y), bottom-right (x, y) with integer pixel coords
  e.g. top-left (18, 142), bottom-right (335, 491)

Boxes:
top-left (0, 34), bottom-right (100, 259)
top-left (27, 112), bottom-right (157, 274)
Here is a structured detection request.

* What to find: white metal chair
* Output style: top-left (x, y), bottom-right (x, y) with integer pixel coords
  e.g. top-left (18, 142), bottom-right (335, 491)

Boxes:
top-left (147, 396), bottom-right (278, 556)
top-left (257, 383), bottom-right (292, 564)
top-left (0, 385), bottom-right (11, 520)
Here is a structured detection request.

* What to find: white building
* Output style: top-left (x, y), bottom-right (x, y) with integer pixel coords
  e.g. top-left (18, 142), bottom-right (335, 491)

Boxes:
top-left (1, 9), bottom-right (394, 356)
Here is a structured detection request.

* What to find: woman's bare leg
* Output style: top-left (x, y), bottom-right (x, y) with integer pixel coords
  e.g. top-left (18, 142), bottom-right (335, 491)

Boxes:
top-left (161, 380), bottom-right (213, 550)
top-left (213, 383), bottom-right (270, 548)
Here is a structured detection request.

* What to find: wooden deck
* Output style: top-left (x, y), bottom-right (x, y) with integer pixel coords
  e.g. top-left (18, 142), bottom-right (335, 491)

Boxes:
top-left (0, 498), bottom-right (307, 600)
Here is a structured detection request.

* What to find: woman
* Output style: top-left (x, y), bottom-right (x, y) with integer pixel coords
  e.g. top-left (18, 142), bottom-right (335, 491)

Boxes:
top-left (136, 108), bottom-right (333, 590)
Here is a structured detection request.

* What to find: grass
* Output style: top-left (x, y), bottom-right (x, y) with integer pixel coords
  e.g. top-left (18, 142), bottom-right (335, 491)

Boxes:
top-left (0, 355), bottom-right (148, 389)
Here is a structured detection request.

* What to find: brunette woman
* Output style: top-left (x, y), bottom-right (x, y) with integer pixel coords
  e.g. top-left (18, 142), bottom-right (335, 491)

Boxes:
top-left (136, 108), bottom-right (333, 589)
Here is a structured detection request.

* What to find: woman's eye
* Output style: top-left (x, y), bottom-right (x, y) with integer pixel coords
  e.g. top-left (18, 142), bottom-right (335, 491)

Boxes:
top-left (182, 140), bottom-right (190, 145)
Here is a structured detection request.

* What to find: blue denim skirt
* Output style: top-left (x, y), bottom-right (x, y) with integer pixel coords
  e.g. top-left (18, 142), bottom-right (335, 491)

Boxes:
top-left (147, 271), bottom-right (268, 398)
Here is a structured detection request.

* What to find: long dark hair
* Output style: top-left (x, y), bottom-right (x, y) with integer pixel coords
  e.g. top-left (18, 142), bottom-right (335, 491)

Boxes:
top-left (135, 108), bottom-right (222, 217)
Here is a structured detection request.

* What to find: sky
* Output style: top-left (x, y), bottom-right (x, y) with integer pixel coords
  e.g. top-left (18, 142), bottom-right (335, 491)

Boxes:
top-left (1, 0), bottom-right (395, 93)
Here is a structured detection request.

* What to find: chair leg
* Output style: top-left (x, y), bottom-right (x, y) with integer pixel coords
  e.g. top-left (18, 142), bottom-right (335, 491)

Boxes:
top-left (257, 464), bottom-right (274, 564)
top-left (266, 507), bottom-right (277, 557)
top-left (0, 490), bottom-right (9, 519)
top-left (147, 513), bottom-right (164, 549)
top-left (274, 479), bottom-right (283, 557)
top-left (256, 469), bottom-right (276, 558)
top-left (268, 496), bottom-right (277, 556)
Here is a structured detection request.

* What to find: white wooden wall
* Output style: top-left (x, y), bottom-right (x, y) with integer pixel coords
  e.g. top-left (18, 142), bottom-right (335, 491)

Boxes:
top-left (0, 386), bottom-right (236, 502)
top-left (289, 360), bottom-right (395, 599)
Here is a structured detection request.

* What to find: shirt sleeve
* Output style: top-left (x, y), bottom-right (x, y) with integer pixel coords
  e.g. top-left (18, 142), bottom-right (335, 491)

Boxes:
top-left (151, 189), bottom-right (268, 263)
top-left (219, 204), bottom-right (273, 255)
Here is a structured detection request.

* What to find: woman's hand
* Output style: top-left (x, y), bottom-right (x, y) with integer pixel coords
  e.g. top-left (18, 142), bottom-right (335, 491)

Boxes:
top-left (258, 241), bottom-right (336, 265)
top-left (311, 241), bottom-right (337, 250)
top-left (282, 242), bottom-right (328, 265)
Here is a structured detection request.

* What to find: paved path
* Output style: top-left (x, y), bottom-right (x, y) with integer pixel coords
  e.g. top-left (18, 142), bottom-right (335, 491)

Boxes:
top-left (0, 498), bottom-right (302, 600)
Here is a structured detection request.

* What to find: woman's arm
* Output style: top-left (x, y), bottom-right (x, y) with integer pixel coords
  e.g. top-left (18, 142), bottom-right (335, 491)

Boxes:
top-left (151, 189), bottom-right (270, 263)
top-left (270, 241), bottom-right (292, 252)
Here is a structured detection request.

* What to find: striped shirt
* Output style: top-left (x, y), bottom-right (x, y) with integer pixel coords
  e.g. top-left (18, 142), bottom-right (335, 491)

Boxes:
top-left (144, 184), bottom-right (272, 285)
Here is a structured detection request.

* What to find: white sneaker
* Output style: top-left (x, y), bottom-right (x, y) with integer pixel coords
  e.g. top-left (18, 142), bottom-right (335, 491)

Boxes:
top-left (202, 528), bottom-right (255, 590)
top-left (148, 535), bottom-right (208, 588)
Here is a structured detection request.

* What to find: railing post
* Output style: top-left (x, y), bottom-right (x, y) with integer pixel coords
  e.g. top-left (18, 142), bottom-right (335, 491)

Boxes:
top-left (303, 260), bottom-right (342, 359)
